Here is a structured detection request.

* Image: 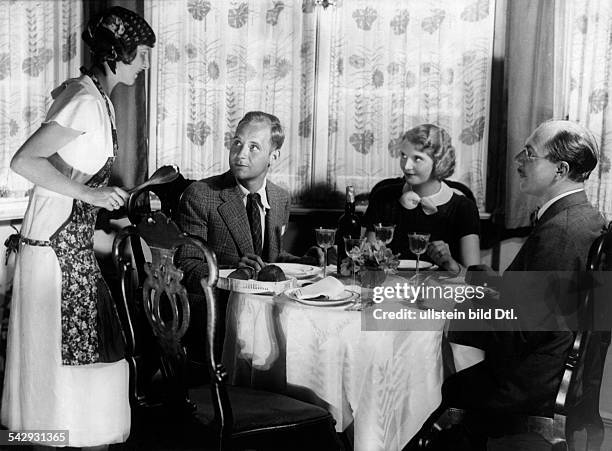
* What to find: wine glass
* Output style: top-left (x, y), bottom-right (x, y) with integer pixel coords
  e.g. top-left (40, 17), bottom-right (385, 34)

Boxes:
top-left (374, 223), bottom-right (395, 245)
top-left (315, 227), bottom-right (336, 278)
top-left (408, 232), bottom-right (431, 284)
top-left (344, 237), bottom-right (364, 310)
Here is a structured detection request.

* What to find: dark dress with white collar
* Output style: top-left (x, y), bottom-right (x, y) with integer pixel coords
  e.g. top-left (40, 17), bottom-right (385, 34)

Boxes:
top-left (364, 182), bottom-right (480, 262)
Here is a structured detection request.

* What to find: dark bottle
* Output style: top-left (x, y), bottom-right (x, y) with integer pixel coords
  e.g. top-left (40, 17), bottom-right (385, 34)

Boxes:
top-left (336, 185), bottom-right (361, 274)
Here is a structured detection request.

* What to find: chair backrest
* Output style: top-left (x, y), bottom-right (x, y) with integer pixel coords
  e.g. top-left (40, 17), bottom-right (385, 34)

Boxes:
top-left (114, 209), bottom-right (221, 408)
top-left (444, 179), bottom-right (477, 204)
top-left (112, 173), bottom-right (217, 409)
top-left (369, 177), bottom-right (404, 199)
top-left (149, 173), bottom-right (195, 220)
top-left (554, 222), bottom-right (612, 418)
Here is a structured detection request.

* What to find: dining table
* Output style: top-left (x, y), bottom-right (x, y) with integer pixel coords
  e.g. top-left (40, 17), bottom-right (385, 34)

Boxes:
top-left (220, 266), bottom-right (464, 451)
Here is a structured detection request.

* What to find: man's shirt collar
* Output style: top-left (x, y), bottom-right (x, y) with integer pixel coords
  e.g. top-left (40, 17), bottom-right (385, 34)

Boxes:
top-left (537, 188), bottom-right (584, 220)
top-left (236, 179), bottom-right (271, 210)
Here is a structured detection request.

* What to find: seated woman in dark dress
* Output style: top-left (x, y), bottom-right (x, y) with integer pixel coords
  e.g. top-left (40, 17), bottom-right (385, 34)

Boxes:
top-left (364, 124), bottom-right (480, 273)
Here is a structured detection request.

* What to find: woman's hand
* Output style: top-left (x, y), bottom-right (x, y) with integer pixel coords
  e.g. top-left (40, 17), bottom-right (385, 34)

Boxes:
top-left (86, 186), bottom-right (129, 211)
top-left (301, 245), bottom-right (325, 267)
top-left (427, 240), bottom-right (461, 274)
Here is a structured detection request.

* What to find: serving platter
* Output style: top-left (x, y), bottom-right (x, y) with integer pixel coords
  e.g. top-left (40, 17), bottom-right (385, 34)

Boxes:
top-left (217, 269), bottom-right (296, 294)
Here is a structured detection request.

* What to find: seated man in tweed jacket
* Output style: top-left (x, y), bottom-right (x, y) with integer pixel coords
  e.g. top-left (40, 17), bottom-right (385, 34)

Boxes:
top-left (176, 111), bottom-right (322, 293)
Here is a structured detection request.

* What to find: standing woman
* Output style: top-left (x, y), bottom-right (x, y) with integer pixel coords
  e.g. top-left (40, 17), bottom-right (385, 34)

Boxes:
top-left (1, 7), bottom-right (155, 449)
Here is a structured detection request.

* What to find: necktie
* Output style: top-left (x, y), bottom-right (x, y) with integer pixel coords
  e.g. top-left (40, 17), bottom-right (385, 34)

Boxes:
top-left (530, 206), bottom-right (540, 227)
top-left (399, 190), bottom-right (438, 215)
top-left (247, 193), bottom-right (263, 255)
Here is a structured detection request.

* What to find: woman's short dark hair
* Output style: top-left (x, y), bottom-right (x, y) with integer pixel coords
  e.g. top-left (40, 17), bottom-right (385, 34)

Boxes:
top-left (236, 111), bottom-right (285, 151)
top-left (401, 124), bottom-right (455, 180)
top-left (539, 120), bottom-right (599, 182)
top-left (82, 6), bottom-right (155, 74)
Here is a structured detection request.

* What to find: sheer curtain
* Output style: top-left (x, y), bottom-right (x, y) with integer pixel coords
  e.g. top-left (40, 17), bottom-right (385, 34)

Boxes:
top-left (145, 0), bottom-right (316, 194)
top-left (326, 0), bottom-right (495, 211)
top-left (0, 0), bottom-right (83, 198)
top-left (564, 0), bottom-right (612, 220)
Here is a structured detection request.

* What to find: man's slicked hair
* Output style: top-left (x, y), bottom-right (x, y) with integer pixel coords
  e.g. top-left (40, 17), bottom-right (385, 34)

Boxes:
top-left (236, 111), bottom-right (285, 151)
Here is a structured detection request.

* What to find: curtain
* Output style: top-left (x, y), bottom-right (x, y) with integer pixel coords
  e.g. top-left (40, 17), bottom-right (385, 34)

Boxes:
top-left (503, 0), bottom-right (555, 228)
top-left (0, 0), bottom-right (83, 198)
top-left (145, 0), bottom-right (316, 195)
top-left (326, 0), bottom-right (495, 211)
top-left (564, 0), bottom-right (612, 220)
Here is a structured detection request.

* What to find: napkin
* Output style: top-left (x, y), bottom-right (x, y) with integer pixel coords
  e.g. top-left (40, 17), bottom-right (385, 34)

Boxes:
top-left (292, 276), bottom-right (345, 300)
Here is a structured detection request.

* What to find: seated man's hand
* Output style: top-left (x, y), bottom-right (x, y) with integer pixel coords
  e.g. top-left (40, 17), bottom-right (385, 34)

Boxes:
top-left (301, 245), bottom-right (325, 266)
top-left (239, 253), bottom-right (265, 272)
top-left (427, 240), bottom-right (461, 274)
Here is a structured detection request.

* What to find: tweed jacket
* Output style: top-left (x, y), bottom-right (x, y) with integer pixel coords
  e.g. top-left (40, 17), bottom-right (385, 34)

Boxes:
top-left (175, 171), bottom-right (291, 292)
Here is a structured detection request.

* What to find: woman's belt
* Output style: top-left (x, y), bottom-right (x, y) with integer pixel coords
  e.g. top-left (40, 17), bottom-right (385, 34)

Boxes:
top-left (20, 236), bottom-right (51, 247)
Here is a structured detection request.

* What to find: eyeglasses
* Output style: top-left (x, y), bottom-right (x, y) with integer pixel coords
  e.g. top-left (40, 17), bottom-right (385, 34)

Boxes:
top-left (514, 147), bottom-right (549, 163)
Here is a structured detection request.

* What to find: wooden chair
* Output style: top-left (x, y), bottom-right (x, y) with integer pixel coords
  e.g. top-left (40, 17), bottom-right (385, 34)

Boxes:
top-left (113, 204), bottom-right (341, 450)
top-left (569, 222), bottom-right (612, 450)
top-left (413, 223), bottom-right (612, 451)
top-left (149, 172), bottom-right (195, 220)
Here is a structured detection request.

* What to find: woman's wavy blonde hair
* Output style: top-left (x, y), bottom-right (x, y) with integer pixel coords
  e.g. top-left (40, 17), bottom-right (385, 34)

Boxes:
top-left (401, 124), bottom-right (455, 180)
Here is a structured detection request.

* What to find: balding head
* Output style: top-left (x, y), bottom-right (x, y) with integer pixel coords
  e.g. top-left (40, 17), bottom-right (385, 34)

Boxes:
top-left (529, 120), bottom-right (599, 182)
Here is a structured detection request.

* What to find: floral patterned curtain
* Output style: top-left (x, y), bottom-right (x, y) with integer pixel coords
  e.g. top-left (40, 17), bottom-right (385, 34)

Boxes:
top-left (0, 0), bottom-right (83, 198)
top-left (565, 0), bottom-right (612, 219)
top-left (326, 0), bottom-right (495, 210)
top-left (145, 0), bottom-right (316, 195)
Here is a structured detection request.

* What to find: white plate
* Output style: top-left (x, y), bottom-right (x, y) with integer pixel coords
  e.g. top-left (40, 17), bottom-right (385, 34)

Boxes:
top-left (285, 288), bottom-right (357, 306)
top-left (398, 259), bottom-right (434, 270)
top-left (272, 263), bottom-right (321, 279)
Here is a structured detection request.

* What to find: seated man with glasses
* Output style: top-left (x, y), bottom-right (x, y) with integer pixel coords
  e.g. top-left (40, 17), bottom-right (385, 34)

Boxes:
top-left (405, 120), bottom-right (606, 451)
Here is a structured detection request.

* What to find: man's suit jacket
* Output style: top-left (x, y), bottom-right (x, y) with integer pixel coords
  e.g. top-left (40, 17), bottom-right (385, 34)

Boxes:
top-left (175, 171), bottom-right (291, 292)
top-left (445, 191), bottom-right (606, 416)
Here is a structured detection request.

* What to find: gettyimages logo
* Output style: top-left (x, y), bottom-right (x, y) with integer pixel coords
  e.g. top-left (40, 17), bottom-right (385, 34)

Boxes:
top-left (371, 282), bottom-right (486, 304)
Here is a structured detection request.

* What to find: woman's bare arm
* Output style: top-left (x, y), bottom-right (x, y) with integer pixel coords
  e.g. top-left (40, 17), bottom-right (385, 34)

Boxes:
top-left (11, 122), bottom-right (127, 209)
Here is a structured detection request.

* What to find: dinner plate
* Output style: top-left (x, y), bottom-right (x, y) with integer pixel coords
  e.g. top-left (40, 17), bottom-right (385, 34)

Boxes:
top-left (284, 288), bottom-right (357, 307)
top-left (272, 263), bottom-right (321, 279)
top-left (398, 259), bottom-right (434, 270)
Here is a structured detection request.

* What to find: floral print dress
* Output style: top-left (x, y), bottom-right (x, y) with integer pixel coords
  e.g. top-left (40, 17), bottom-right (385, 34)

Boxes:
top-left (1, 75), bottom-right (130, 447)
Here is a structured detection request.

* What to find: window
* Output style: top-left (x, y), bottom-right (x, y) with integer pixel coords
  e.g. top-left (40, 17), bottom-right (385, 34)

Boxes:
top-left (0, 0), bottom-right (83, 213)
top-left (146, 0), bottom-right (495, 209)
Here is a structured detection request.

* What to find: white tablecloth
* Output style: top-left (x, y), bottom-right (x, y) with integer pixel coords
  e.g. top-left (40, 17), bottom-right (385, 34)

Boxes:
top-left (222, 277), bottom-right (446, 451)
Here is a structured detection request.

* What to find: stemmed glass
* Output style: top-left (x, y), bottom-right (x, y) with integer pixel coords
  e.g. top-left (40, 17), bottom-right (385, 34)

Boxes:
top-left (374, 223), bottom-right (395, 245)
top-left (344, 237), bottom-right (364, 310)
top-left (408, 232), bottom-right (431, 284)
top-left (315, 227), bottom-right (336, 278)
